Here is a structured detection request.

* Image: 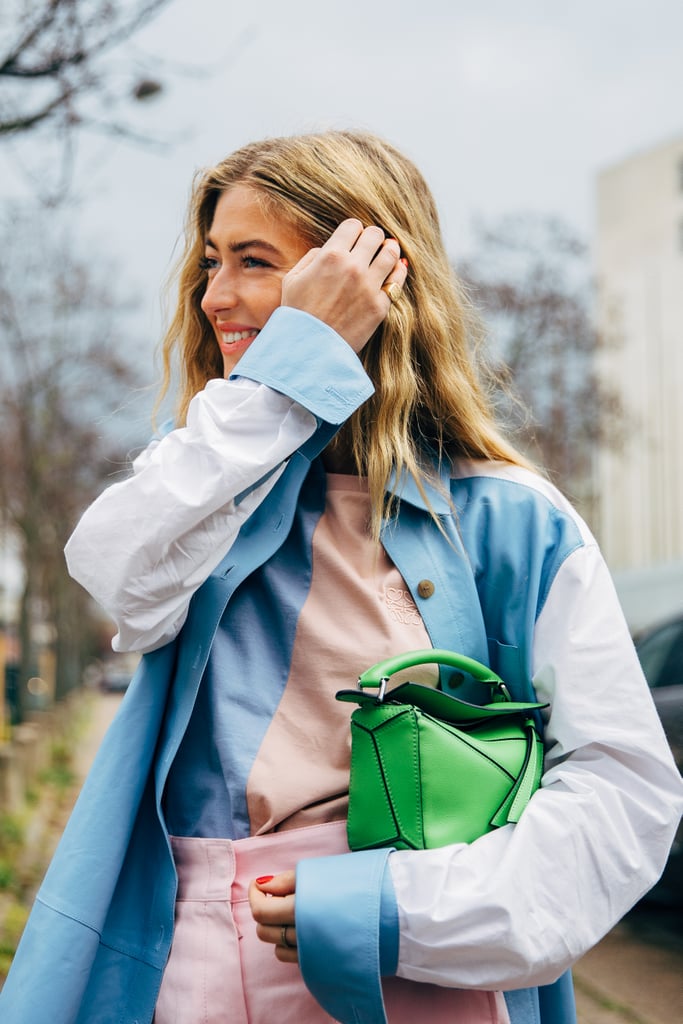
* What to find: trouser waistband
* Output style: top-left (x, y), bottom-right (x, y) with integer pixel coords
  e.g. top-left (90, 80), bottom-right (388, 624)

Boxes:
top-left (171, 818), bottom-right (349, 902)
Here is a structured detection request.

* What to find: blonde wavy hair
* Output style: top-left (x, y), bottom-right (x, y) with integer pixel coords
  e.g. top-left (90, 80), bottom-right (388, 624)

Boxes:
top-left (158, 130), bottom-right (531, 536)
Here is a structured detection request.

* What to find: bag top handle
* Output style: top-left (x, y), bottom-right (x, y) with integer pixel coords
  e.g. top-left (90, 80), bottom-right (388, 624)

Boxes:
top-left (358, 648), bottom-right (506, 692)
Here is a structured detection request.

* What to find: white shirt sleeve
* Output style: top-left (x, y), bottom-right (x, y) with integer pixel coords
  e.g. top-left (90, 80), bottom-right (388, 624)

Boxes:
top-left (65, 377), bottom-right (317, 653)
top-left (388, 542), bottom-right (683, 991)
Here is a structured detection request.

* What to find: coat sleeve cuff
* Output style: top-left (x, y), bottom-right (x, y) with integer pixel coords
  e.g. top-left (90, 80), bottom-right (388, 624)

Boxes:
top-left (230, 306), bottom-right (374, 424)
top-left (295, 849), bottom-right (398, 1024)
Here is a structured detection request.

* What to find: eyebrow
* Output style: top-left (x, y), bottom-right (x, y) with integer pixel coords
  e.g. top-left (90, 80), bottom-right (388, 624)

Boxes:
top-left (204, 236), bottom-right (282, 257)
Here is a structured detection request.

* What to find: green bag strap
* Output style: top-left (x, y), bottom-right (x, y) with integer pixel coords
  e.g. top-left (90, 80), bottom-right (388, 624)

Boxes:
top-left (491, 718), bottom-right (545, 827)
top-left (358, 647), bottom-right (508, 697)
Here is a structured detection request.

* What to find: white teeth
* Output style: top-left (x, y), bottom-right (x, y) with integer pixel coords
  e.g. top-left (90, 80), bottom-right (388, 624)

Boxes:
top-left (219, 329), bottom-right (257, 344)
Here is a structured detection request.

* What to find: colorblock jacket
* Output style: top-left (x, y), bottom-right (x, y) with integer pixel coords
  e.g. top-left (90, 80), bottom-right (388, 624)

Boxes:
top-left (2, 308), bottom-right (681, 1024)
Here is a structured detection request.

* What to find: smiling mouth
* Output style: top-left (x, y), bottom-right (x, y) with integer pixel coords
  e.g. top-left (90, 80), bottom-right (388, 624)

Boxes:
top-left (218, 328), bottom-right (259, 345)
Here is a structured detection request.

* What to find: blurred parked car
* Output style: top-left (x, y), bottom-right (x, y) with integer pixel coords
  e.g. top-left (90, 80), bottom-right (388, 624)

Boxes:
top-left (99, 669), bottom-right (132, 694)
top-left (634, 614), bottom-right (683, 905)
top-left (98, 655), bottom-right (139, 695)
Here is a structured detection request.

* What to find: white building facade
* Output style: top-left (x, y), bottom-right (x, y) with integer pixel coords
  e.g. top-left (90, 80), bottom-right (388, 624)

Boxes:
top-left (595, 135), bottom-right (683, 571)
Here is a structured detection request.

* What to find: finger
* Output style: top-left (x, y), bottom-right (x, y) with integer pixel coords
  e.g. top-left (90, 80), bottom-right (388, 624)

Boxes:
top-left (254, 922), bottom-right (299, 964)
top-left (274, 944), bottom-right (299, 964)
top-left (253, 870), bottom-right (296, 897)
top-left (383, 254), bottom-right (409, 289)
top-left (320, 218), bottom-right (364, 252)
top-left (255, 922), bottom-right (298, 948)
top-left (347, 224), bottom-right (389, 264)
top-left (379, 255), bottom-right (409, 307)
top-left (248, 884), bottom-right (296, 925)
top-left (368, 237), bottom-right (403, 281)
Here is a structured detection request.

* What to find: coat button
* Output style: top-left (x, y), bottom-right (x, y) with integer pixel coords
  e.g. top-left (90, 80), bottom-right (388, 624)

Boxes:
top-left (417, 579), bottom-right (435, 599)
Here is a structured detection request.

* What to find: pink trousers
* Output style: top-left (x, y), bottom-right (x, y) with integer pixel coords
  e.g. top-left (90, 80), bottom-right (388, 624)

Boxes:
top-left (154, 820), bottom-right (509, 1024)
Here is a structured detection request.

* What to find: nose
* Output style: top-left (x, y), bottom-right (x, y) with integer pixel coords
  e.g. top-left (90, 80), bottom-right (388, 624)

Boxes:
top-left (200, 266), bottom-right (237, 319)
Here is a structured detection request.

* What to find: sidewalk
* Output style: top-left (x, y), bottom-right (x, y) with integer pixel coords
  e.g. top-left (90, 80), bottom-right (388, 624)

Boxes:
top-left (573, 914), bottom-right (683, 1024)
top-left (32, 690), bottom-right (122, 869)
top-left (72, 689), bottom-right (121, 780)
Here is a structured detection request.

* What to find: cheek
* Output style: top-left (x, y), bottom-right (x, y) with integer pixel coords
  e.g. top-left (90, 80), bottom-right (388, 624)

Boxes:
top-left (255, 280), bottom-right (285, 317)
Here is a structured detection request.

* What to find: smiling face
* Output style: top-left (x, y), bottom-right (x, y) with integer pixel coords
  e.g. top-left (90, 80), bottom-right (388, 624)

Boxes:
top-left (199, 185), bottom-right (311, 376)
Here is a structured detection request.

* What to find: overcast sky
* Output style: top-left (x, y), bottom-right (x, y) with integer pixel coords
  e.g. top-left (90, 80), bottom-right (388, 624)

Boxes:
top-left (1, 0), bottom-right (681, 595)
top-left (3, 0), bottom-right (683, 372)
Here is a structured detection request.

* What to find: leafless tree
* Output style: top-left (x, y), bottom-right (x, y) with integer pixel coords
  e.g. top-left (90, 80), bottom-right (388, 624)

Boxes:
top-left (0, 0), bottom-right (171, 138)
top-left (0, 1), bottom-right (182, 713)
top-left (459, 214), bottom-right (625, 520)
top-left (0, 206), bottom-right (145, 715)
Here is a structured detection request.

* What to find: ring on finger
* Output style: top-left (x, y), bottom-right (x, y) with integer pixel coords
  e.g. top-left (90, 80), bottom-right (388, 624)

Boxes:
top-left (381, 281), bottom-right (402, 304)
top-left (281, 924), bottom-right (296, 949)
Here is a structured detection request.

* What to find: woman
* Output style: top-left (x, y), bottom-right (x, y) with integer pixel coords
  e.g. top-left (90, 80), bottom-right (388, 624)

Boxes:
top-left (2, 131), bottom-right (681, 1024)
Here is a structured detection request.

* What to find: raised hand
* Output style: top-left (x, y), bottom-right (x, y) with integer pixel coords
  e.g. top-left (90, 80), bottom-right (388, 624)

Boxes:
top-left (281, 220), bottom-right (408, 353)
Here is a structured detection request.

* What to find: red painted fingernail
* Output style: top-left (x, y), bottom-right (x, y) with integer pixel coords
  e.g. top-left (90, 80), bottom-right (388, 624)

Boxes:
top-left (256, 875), bottom-right (274, 885)
top-left (400, 258), bottom-right (409, 268)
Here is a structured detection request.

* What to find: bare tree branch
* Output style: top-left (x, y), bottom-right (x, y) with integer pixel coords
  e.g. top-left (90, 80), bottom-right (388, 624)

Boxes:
top-left (0, 0), bottom-right (173, 138)
top-left (0, 1), bottom-right (64, 76)
top-left (2, 0), bottom-right (170, 76)
top-left (0, 85), bottom-right (75, 134)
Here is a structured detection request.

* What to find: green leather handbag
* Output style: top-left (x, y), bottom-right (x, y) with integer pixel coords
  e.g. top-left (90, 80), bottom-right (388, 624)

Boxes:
top-left (336, 649), bottom-right (546, 851)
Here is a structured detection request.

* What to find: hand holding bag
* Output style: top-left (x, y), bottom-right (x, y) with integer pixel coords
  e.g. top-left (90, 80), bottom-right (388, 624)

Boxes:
top-left (336, 648), bottom-right (546, 851)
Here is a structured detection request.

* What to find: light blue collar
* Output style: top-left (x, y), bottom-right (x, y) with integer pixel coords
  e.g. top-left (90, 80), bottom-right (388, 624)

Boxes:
top-left (385, 459), bottom-right (452, 515)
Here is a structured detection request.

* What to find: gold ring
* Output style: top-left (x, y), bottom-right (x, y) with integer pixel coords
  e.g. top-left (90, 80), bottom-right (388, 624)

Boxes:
top-left (281, 924), bottom-right (295, 949)
top-left (381, 281), bottom-right (402, 304)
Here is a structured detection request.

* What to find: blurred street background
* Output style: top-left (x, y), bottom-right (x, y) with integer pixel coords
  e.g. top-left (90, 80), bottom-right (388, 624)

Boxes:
top-left (0, 1), bottom-right (682, 1017)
